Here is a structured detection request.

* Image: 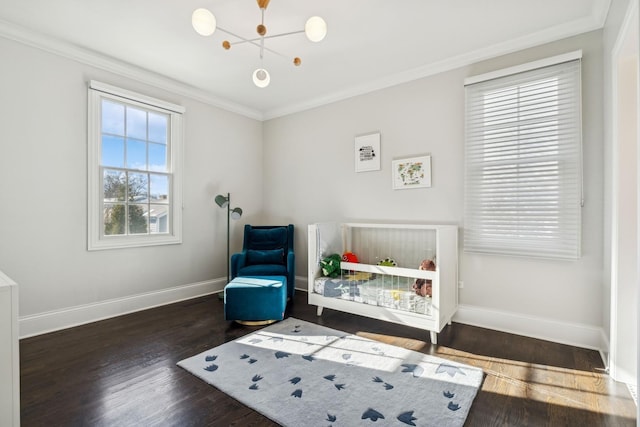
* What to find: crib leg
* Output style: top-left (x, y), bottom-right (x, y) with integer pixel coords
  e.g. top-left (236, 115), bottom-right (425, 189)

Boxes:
top-left (430, 331), bottom-right (437, 345)
top-left (316, 306), bottom-right (324, 316)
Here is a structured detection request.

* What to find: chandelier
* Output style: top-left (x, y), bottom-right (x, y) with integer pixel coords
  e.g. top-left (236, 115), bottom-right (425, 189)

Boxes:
top-left (192, 0), bottom-right (327, 88)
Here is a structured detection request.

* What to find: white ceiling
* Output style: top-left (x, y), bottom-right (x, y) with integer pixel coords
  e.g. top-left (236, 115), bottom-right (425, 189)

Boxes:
top-left (0, 0), bottom-right (610, 120)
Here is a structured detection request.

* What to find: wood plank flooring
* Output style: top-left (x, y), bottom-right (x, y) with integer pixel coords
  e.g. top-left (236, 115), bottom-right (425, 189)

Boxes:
top-left (20, 292), bottom-right (636, 426)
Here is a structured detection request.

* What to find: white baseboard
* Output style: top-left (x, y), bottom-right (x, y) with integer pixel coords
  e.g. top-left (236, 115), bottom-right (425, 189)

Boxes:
top-left (453, 304), bottom-right (607, 352)
top-left (19, 278), bottom-right (225, 339)
top-left (294, 275), bottom-right (308, 293)
top-left (627, 383), bottom-right (638, 406)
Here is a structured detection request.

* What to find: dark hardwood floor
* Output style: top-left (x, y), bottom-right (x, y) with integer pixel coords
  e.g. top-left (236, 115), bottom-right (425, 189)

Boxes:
top-left (21, 292), bottom-right (636, 426)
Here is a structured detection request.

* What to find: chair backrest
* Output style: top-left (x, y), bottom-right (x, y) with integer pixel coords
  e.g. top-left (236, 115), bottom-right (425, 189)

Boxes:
top-left (243, 224), bottom-right (294, 253)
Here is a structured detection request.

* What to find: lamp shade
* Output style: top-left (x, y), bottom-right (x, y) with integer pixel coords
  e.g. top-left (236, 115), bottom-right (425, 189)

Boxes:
top-left (192, 8), bottom-right (217, 36)
top-left (214, 194), bottom-right (229, 208)
top-left (252, 68), bottom-right (271, 88)
top-left (230, 207), bottom-right (243, 220)
top-left (304, 16), bottom-right (327, 42)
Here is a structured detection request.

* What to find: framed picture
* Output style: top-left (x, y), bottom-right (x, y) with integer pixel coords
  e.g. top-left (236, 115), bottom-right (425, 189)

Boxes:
top-left (392, 155), bottom-right (431, 189)
top-left (354, 132), bottom-right (381, 172)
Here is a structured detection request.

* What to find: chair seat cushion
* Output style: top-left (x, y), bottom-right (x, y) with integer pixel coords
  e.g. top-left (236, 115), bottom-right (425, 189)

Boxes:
top-left (238, 264), bottom-right (287, 277)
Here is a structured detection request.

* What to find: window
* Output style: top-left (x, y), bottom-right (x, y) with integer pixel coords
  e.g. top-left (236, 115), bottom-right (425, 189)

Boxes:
top-left (88, 81), bottom-right (184, 250)
top-left (464, 52), bottom-right (582, 259)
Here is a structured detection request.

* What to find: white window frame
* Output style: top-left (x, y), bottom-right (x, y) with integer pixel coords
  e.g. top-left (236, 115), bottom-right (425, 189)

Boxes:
top-left (87, 80), bottom-right (184, 250)
top-left (463, 51), bottom-right (583, 260)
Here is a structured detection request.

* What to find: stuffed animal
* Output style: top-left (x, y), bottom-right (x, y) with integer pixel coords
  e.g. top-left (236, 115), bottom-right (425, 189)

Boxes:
top-left (377, 258), bottom-right (397, 267)
top-left (342, 251), bottom-right (359, 263)
top-left (321, 253), bottom-right (342, 278)
top-left (419, 259), bottom-right (436, 271)
top-left (412, 259), bottom-right (436, 297)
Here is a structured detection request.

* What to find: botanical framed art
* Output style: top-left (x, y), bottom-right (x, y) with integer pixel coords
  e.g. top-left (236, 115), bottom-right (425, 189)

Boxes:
top-left (392, 155), bottom-right (431, 189)
top-left (354, 132), bottom-right (380, 172)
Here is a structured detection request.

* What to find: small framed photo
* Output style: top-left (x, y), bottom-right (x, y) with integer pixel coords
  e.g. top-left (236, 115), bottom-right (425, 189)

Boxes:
top-left (354, 132), bottom-right (380, 172)
top-left (392, 155), bottom-right (431, 189)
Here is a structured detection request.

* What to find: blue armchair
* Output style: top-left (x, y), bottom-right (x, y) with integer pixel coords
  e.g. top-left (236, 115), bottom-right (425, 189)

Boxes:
top-left (231, 224), bottom-right (295, 299)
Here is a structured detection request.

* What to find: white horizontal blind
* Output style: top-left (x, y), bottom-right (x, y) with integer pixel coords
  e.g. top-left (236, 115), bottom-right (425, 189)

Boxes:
top-left (464, 59), bottom-right (582, 259)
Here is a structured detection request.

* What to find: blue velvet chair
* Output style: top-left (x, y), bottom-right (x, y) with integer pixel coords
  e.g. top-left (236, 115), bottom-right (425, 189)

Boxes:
top-left (231, 224), bottom-right (295, 299)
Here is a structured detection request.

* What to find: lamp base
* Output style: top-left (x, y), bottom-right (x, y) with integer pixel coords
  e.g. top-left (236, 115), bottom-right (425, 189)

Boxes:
top-left (235, 319), bottom-right (277, 326)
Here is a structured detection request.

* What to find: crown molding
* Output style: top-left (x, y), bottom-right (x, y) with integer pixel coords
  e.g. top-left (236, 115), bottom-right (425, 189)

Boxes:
top-left (262, 10), bottom-right (609, 120)
top-left (593, 0), bottom-right (613, 27)
top-left (0, 18), bottom-right (263, 121)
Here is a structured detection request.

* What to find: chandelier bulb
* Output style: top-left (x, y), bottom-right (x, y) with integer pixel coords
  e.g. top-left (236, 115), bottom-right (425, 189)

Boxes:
top-left (192, 8), bottom-right (217, 36)
top-left (252, 68), bottom-right (271, 88)
top-left (305, 16), bottom-right (327, 42)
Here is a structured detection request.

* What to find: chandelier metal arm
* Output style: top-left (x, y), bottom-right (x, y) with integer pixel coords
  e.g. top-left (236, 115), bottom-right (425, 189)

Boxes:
top-left (259, 31), bottom-right (265, 60)
top-left (216, 27), bottom-right (264, 50)
top-left (225, 30), bottom-right (306, 47)
top-left (217, 26), bottom-right (289, 59)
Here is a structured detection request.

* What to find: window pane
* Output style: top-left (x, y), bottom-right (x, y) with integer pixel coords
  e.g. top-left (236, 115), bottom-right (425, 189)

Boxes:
top-left (148, 143), bottom-right (167, 172)
top-left (104, 204), bottom-right (126, 235)
top-left (128, 173), bottom-right (148, 202)
top-left (126, 106), bottom-right (147, 140)
top-left (103, 170), bottom-right (126, 202)
top-left (149, 204), bottom-right (169, 234)
top-left (150, 174), bottom-right (169, 203)
top-left (102, 100), bottom-right (124, 135)
top-left (101, 135), bottom-right (124, 168)
top-left (128, 204), bottom-right (148, 234)
top-left (148, 112), bottom-right (168, 144)
top-left (126, 138), bottom-right (147, 170)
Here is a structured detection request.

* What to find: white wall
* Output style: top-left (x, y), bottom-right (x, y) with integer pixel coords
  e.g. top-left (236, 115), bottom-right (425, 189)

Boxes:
top-left (613, 52), bottom-right (638, 384)
top-left (603, 0), bottom-right (634, 371)
top-left (603, 0), bottom-right (638, 385)
top-left (263, 30), bottom-right (605, 349)
top-left (0, 37), bottom-right (263, 335)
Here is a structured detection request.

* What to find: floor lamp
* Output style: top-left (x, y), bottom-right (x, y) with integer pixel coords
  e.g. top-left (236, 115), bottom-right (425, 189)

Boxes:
top-left (215, 193), bottom-right (243, 287)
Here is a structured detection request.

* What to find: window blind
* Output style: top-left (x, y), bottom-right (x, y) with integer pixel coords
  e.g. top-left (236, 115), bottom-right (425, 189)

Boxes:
top-left (464, 58), bottom-right (582, 259)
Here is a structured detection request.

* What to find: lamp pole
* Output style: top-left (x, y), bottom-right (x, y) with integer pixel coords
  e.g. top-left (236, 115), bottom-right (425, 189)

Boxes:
top-left (215, 192), bottom-right (242, 289)
top-left (225, 192), bottom-right (231, 284)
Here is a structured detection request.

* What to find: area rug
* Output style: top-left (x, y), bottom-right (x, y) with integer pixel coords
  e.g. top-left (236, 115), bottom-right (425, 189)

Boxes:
top-left (178, 318), bottom-right (483, 426)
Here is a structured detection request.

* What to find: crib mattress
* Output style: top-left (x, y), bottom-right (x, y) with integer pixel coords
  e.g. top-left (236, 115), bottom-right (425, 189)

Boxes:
top-left (314, 276), bottom-right (432, 315)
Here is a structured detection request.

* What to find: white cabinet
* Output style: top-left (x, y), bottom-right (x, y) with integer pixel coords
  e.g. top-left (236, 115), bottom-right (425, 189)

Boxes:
top-left (308, 223), bottom-right (458, 344)
top-left (0, 271), bottom-right (19, 427)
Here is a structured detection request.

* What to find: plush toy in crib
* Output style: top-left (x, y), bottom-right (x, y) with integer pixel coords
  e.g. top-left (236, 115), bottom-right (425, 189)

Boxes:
top-left (377, 258), bottom-right (397, 267)
top-left (420, 259), bottom-right (436, 271)
top-left (321, 254), bottom-right (342, 278)
top-left (412, 259), bottom-right (436, 297)
top-left (342, 252), bottom-right (359, 263)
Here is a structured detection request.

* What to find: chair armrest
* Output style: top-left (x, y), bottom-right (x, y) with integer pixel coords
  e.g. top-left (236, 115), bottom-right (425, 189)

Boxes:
top-left (231, 252), bottom-right (247, 279)
top-left (286, 251), bottom-right (295, 274)
top-left (286, 250), bottom-right (295, 297)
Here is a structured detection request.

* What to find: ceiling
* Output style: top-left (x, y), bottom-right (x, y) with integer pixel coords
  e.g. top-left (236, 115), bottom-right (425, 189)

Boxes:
top-left (0, 0), bottom-right (610, 120)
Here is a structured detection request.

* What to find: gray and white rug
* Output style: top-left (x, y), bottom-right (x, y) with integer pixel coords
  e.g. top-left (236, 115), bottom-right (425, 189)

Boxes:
top-left (178, 317), bottom-right (483, 426)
